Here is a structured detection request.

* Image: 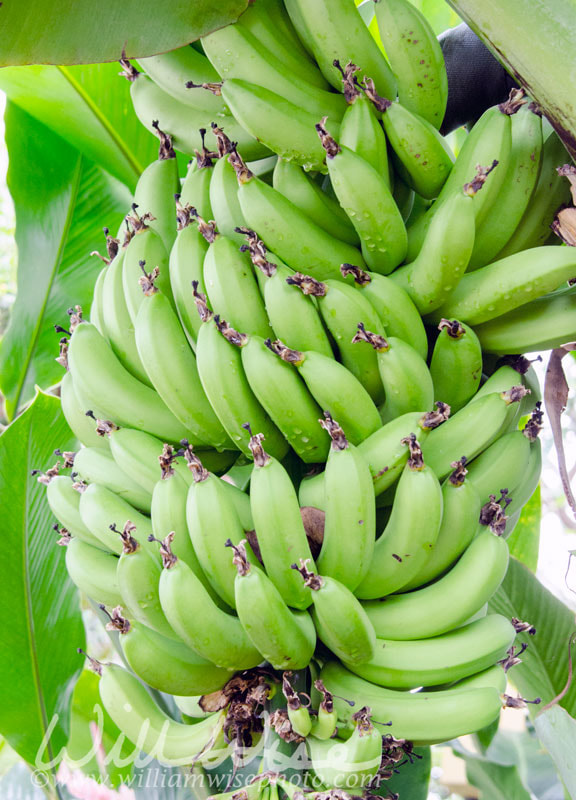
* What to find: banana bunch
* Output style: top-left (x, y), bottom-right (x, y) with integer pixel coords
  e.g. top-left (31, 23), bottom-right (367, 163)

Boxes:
top-left (40, 0), bottom-right (572, 792)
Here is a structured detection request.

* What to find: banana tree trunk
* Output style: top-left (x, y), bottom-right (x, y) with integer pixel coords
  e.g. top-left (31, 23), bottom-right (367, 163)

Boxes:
top-left (446, 0), bottom-right (576, 161)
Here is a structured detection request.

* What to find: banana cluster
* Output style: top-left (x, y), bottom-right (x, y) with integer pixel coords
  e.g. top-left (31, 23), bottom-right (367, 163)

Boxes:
top-left (41, 0), bottom-right (570, 792)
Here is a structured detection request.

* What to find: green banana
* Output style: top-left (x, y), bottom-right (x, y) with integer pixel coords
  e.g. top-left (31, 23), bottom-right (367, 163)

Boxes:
top-left (78, 482), bottom-right (154, 555)
top-left (106, 427), bottom-right (190, 494)
top-left (230, 540), bottom-right (316, 669)
top-left (431, 245), bottom-right (576, 326)
top-left (202, 229), bottom-right (274, 339)
top-left (320, 661), bottom-right (503, 745)
top-left (373, 0), bottom-right (448, 129)
top-left (421, 387), bottom-right (527, 480)
top-left (272, 158), bottom-right (359, 246)
top-left (89, 263), bottom-right (108, 336)
top-left (340, 264), bottom-right (428, 359)
top-left (363, 530), bottom-right (510, 640)
top-left (179, 137), bottom-right (216, 219)
top-left (124, 65), bottom-right (268, 162)
top-left (98, 661), bottom-right (225, 765)
top-left (238, 229), bottom-right (333, 358)
top-left (201, 23), bottom-right (346, 120)
top-left (156, 533), bottom-right (262, 668)
top-left (282, 0), bottom-right (396, 97)
top-left (65, 537), bottom-right (122, 606)
top-left (46, 475), bottom-right (105, 549)
top-left (365, 82), bottom-right (454, 199)
top-left (355, 434), bottom-right (442, 599)
top-left (72, 446), bottom-right (152, 513)
top-left (294, 561), bottom-right (376, 664)
top-left (496, 128), bottom-right (570, 258)
top-left (282, 673), bottom-right (312, 737)
top-left (390, 184), bottom-right (476, 314)
top-left (248, 431), bottom-right (314, 610)
top-left (316, 415), bottom-right (376, 591)
top-left (114, 522), bottom-right (176, 639)
top-left (306, 707), bottom-right (381, 789)
top-left (430, 319), bottom-right (483, 412)
top-left (401, 458), bottom-right (481, 591)
top-left (353, 325), bottom-right (434, 422)
top-left (345, 614), bottom-right (515, 690)
top-left (475, 285), bottom-right (576, 354)
top-left (310, 680), bottom-right (338, 740)
top-left (134, 276), bottom-right (234, 450)
top-left (222, 326), bottom-right (329, 463)
top-left (122, 214), bottom-right (172, 325)
top-left (270, 340), bottom-right (382, 446)
top-left (185, 448), bottom-right (259, 609)
top-left (193, 288), bottom-right (288, 460)
top-left (68, 321), bottom-right (193, 443)
top-left (504, 437), bottom-right (542, 517)
top-left (60, 371), bottom-right (109, 449)
top-left (287, 273), bottom-right (385, 402)
top-left (234, 151), bottom-right (366, 280)
top-left (111, 611), bottom-right (231, 695)
top-left (317, 120), bottom-right (407, 274)
top-left (393, 174), bottom-right (416, 221)
top-left (209, 134), bottom-right (248, 243)
top-left (468, 103), bottom-right (543, 268)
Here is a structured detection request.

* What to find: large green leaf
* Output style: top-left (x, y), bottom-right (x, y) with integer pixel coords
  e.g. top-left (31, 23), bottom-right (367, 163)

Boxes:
top-left (378, 747), bottom-right (431, 800)
top-left (507, 485), bottom-right (541, 573)
top-left (534, 706), bottom-right (576, 798)
top-left (489, 557), bottom-right (576, 716)
top-left (0, 390), bottom-right (85, 770)
top-left (0, 63), bottom-right (158, 189)
top-left (445, 0), bottom-right (576, 160)
top-left (0, 1), bottom-right (248, 67)
top-left (465, 760), bottom-right (532, 800)
top-left (0, 101), bottom-right (131, 419)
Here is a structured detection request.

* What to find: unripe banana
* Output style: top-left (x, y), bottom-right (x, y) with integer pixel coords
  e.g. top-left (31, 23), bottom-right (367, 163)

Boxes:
top-left (294, 561), bottom-right (376, 664)
top-left (373, 0), bottom-right (448, 129)
top-left (60, 372), bottom-right (109, 450)
top-left (282, 673), bottom-right (312, 737)
top-left (320, 660), bottom-right (503, 745)
top-left (89, 264), bottom-right (108, 335)
top-left (340, 264), bottom-right (428, 359)
top-left (156, 533), bottom-right (262, 668)
top-left (230, 540), bottom-right (316, 669)
top-left (287, 273), bottom-right (385, 402)
top-left (352, 325), bottom-right (434, 422)
top-left (122, 220), bottom-right (172, 325)
top-left (317, 416), bottom-right (376, 591)
top-left (98, 661), bottom-right (225, 765)
top-left (317, 120), bottom-right (407, 274)
top-left (209, 139), bottom-right (248, 243)
top-left (193, 290), bottom-right (288, 460)
top-left (106, 427), bottom-right (190, 494)
top-left (345, 614), bottom-right (515, 690)
top-left (430, 319), bottom-right (483, 412)
top-left (234, 152), bottom-right (366, 280)
top-left (355, 435), bottom-right (443, 599)
top-left (310, 680), bottom-right (338, 740)
top-left (65, 538), bottom-right (122, 606)
top-left (110, 611), bottom-right (231, 695)
top-left (46, 475), bottom-right (104, 549)
top-left (68, 322), bottom-right (193, 444)
top-left (179, 139), bottom-right (216, 220)
top-left (239, 229), bottom-right (333, 359)
top-left (78, 482), bottom-right (155, 556)
top-left (248, 431), bottom-right (314, 609)
top-left (362, 530), bottom-right (509, 640)
top-left (421, 387), bottom-right (527, 480)
top-left (72, 446), bottom-right (152, 513)
top-left (270, 340), bottom-right (382, 447)
top-left (272, 158), bottom-right (359, 246)
top-left (401, 458), bottom-right (481, 591)
top-left (505, 437), bottom-right (542, 517)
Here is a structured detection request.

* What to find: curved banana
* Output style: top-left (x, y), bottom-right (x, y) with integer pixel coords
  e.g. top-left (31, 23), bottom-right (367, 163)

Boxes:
top-left (46, 475), bottom-right (104, 548)
top-left (78, 482), bottom-right (154, 556)
top-left (138, 45), bottom-right (226, 112)
top-left (65, 538), bottom-right (122, 606)
top-left (122, 220), bottom-right (172, 325)
top-left (89, 263), bottom-right (108, 335)
top-left (340, 264), bottom-right (428, 359)
top-left (430, 319), bottom-right (482, 412)
top-left (248, 431), bottom-right (314, 610)
top-left (156, 533), bottom-right (262, 669)
top-left (270, 340), bottom-right (382, 447)
top-left (209, 139), bottom-right (248, 243)
top-left (317, 120), bottom-right (406, 274)
top-left (320, 661), bottom-right (503, 745)
top-left (316, 415), bottom-right (376, 591)
top-left (355, 435), bottom-right (442, 599)
top-left (73, 446), bottom-right (152, 513)
top-left (362, 530), bottom-right (509, 640)
top-left (60, 371), bottom-right (109, 450)
top-left (373, 0), bottom-right (448, 129)
top-left (179, 141), bottom-right (216, 220)
top-left (353, 325), bottom-right (434, 422)
top-left (294, 561), bottom-right (376, 664)
top-left (505, 437), bottom-right (542, 516)
top-left (99, 661), bottom-right (225, 765)
top-left (107, 428), bottom-right (189, 494)
top-left (68, 322), bottom-right (193, 443)
top-left (310, 680), bottom-right (338, 740)
top-left (230, 540), bottom-right (316, 669)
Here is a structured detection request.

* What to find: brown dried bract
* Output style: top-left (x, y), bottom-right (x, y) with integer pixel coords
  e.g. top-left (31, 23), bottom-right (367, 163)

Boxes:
top-left (551, 206), bottom-right (576, 247)
top-left (498, 87), bottom-right (526, 115)
top-left (226, 538), bottom-right (251, 577)
top-left (438, 318), bottom-right (465, 339)
top-left (401, 433), bottom-right (424, 470)
top-left (333, 60), bottom-right (362, 104)
top-left (268, 709), bottom-right (304, 743)
top-left (340, 263), bottom-right (371, 286)
top-left (192, 281), bottom-right (213, 323)
top-left (448, 456), bottom-right (468, 487)
top-left (266, 339), bottom-right (305, 365)
top-left (360, 77), bottom-right (391, 114)
top-left (138, 263), bottom-right (160, 295)
top-left (246, 429), bottom-right (271, 468)
top-left (315, 116), bottom-right (341, 159)
top-left (102, 605), bottom-right (131, 635)
top-left (151, 120), bottom-right (176, 161)
top-left (523, 401), bottom-right (544, 441)
top-left (119, 57), bottom-right (139, 82)
top-left (149, 531), bottom-right (178, 569)
top-left (56, 337), bottom-right (69, 370)
top-left (352, 322), bottom-right (389, 351)
top-left (463, 161), bottom-right (498, 196)
top-left (319, 412), bottom-right (349, 451)
top-left (229, 147), bottom-right (254, 184)
top-left (291, 558), bottom-right (323, 591)
top-left (286, 272), bottom-right (327, 297)
top-left (420, 401), bottom-right (451, 430)
top-left (214, 316), bottom-right (248, 348)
